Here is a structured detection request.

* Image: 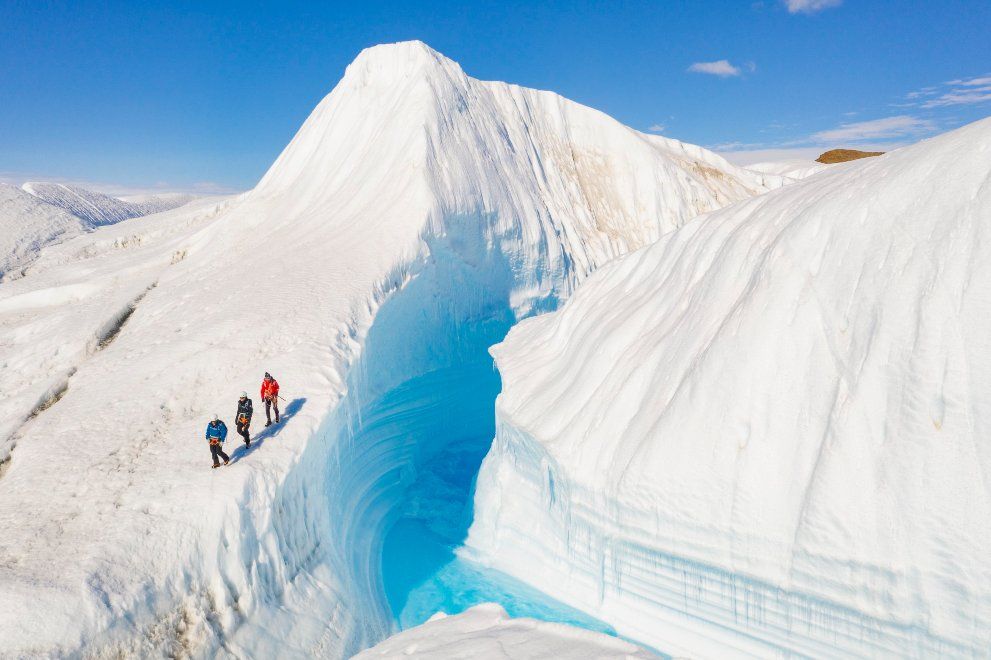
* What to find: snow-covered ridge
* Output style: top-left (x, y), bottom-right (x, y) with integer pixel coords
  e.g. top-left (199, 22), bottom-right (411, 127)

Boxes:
top-left (746, 159), bottom-right (829, 181)
top-left (0, 41), bottom-right (769, 656)
top-left (0, 182), bottom-right (201, 281)
top-left (0, 183), bottom-right (86, 280)
top-left (22, 181), bottom-right (196, 227)
top-left (468, 117), bottom-right (991, 657)
top-left (118, 191), bottom-right (201, 214)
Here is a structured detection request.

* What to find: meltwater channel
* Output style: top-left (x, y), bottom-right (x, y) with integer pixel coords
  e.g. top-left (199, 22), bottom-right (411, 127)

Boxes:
top-left (327, 218), bottom-right (623, 652)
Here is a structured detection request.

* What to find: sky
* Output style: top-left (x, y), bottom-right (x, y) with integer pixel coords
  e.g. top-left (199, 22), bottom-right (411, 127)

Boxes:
top-left (1, 0), bottom-right (989, 193)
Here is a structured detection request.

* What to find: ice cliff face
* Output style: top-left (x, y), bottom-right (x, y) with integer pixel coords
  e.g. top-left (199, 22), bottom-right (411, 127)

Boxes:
top-left (468, 118), bottom-right (991, 657)
top-left (0, 41), bottom-right (767, 657)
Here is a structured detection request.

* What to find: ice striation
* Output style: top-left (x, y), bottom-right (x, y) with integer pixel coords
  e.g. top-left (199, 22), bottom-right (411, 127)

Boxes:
top-left (467, 117), bottom-right (991, 657)
top-left (0, 41), bottom-right (768, 656)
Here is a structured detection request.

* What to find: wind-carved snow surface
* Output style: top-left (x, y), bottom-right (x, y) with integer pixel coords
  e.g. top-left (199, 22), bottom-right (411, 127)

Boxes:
top-left (0, 41), bottom-right (769, 656)
top-left (468, 118), bottom-right (991, 657)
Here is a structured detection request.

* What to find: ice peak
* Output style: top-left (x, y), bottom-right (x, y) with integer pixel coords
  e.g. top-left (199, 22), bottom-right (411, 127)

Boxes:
top-left (341, 40), bottom-right (467, 90)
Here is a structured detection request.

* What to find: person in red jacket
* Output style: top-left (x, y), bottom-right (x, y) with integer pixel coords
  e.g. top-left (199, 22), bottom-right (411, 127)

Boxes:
top-left (261, 372), bottom-right (280, 426)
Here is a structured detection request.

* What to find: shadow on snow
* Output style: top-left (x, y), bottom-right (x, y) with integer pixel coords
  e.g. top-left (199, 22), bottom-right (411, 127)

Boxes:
top-left (228, 397), bottom-right (307, 463)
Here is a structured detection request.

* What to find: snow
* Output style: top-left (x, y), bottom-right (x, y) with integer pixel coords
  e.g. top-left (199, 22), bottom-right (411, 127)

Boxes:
top-left (0, 41), bottom-right (770, 656)
top-left (0, 183), bottom-right (201, 282)
top-left (117, 191), bottom-right (201, 216)
top-left (22, 181), bottom-right (196, 227)
top-left (0, 183), bottom-right (85, 280)
top-left (468, 118), bottom-right (991, 657)
top-left (745, 159), bottom-right (829, 181)
top-left (353, 603), bottom-right (655, 659)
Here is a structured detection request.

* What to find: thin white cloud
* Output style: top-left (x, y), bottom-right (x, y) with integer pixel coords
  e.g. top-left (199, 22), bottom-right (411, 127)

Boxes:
top-left (783, 0), bottom-right (842, 14)
top-left (905, 86), bottom-right (939, 100)
top-left (923, 88), bottom-right (991, 108)
top-left (920, 75), bottom-right (991, 108)
top-left (648, 124), bottom-right (666, 133)
top-left (946, 75), bottom-right (991, 87)
top-left (688, 60), bottom-right (742, 77)
top-left (811, 115), bottom-right (935, 142)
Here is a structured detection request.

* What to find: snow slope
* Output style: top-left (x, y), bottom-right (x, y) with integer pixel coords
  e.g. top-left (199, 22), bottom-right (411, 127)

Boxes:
top-left (0, 41), bottom-right (770, 657)
top-left (353, 603), bottom-right (655, 659)
top-left (746, 159), bottom-right (829, 181)
top-left (0, 183), bottom-right (200, 281)
top-left (0, 183), bottom-right (86, 280)
top-left (118, 191), bottom-right (201, 216)
top-left (468, 118), bottom-right (991, 657)
top-left (22, 181), bottom-right (195, 226)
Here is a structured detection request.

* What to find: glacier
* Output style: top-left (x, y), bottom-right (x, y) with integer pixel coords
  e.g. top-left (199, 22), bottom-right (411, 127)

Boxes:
top-left (467, 117), bottom-right (991, 657)
top-left (0, 41), bottom-right (771, 657)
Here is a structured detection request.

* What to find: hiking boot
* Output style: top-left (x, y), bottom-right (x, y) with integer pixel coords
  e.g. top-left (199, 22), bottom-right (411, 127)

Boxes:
top-left (265, 421), bottom-right (272, 427)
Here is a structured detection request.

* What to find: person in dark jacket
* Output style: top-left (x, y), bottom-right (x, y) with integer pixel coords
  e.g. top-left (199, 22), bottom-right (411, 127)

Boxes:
top-left (205, 415), bottom-right (229, 468)
top-left (235, 391), bottom-right (253, 447)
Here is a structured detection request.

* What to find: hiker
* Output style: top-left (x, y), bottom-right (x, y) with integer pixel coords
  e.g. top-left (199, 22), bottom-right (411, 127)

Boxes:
top-left (235, 391), bottom-right (253, 447)
top-left (205, 415), bottom-right (229, 468)
top-left (261, 372), bottom-right (280, 427)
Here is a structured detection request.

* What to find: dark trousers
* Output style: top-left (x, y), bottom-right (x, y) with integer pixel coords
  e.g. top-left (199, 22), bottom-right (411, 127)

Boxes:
top-left (210, 443), bottom-right (229, 466)
top-left (265, 397), bottom-right (279, 423)
top-left (236, 420), bottom-right (250, 444)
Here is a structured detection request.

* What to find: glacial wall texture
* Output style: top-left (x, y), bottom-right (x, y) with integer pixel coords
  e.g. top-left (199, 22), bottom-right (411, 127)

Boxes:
top-left (468, 118), bottom-right (991, 657)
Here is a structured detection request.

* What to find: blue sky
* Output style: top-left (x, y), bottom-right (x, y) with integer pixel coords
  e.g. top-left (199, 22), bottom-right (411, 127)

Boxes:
top-left (1, 0), bottom-right (989, 193)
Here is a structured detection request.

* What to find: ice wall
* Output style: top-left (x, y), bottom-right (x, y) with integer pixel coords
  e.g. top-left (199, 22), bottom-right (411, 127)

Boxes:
top-left (467, 118), bottom-right (991, 657)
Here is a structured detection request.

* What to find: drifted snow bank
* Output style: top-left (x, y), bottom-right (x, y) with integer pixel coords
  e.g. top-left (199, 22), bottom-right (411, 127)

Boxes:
top-left (353, 603), bottom-right (654, 659)
top-left (469, 118), bottom-right (991, 657)
top-left (0, 41), bottom-right (768, 656)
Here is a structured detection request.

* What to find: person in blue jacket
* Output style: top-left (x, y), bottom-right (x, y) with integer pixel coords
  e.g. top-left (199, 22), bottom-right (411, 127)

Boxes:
top-left (205, 415), bottom-right (229, 468)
